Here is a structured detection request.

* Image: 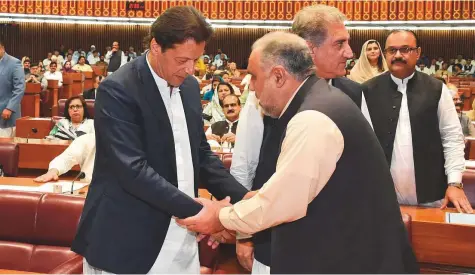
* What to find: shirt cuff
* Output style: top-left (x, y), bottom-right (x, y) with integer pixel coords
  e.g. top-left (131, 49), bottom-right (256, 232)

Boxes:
top-left (219, 206), bottom-right (236, 231)
top-left (447, 172), bottom-right (463, 184)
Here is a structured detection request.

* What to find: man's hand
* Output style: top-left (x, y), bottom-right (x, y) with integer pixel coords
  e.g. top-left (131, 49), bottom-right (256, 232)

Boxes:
top-left (236, 239), bottom-right (254, 272)
top-left (440, 186), bottom-right (474, 213)
top-left (197, 229), bottom-right (236, 249)
top-left (34, 169), bottom-right (59, 182)
top-left (221, 133), bottom-right (236, 143)
top-left (206, 134), bottom-right (221, 142)
top-left (1, 109), bottom-right (12, 120)
top-left (176, 196), bottom-right (231, 234)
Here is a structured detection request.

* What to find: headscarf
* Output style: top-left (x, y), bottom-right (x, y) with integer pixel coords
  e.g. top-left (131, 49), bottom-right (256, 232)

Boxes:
top-left (348, 40), bottom-right (389, 83)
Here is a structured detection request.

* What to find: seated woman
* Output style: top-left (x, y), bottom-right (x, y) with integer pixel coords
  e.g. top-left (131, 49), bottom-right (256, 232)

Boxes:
top-left (62, 61), bottom-right (76, 73)
top-left (48, 96), bottom-right (94, 140)
top-left (348, 39), bottom-right (388, 83)
top-left (202, 76), bottom-right (222, 100)
top-left (34, 133), bottom-right (96, 183)
top-left (228, 62), bottom-right (241, 78)
top-left (203, 82), bottom-right (234, 125)
top-left (221, 72), bottom-right (241, 95)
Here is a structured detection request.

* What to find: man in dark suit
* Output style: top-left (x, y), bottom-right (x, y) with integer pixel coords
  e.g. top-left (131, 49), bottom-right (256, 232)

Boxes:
top-left (82, 75), bottom-right (103, 99)
top-left (72, 6), bottom-right (249, 274)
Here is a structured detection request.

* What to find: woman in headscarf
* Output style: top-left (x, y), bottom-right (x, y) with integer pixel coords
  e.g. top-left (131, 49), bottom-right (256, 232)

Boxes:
top-left (202, 82), bottom-right (234, 125)
top-left (348, 39), bottom-right (388, 83)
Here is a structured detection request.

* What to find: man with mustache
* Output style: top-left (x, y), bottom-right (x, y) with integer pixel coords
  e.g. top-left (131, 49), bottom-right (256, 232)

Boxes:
top-left (363, 30), bottom-right (473, 213)
top-left (206, 94), bottom-right (241, 147)
top-left (449, 85), bottom-right (474, 137)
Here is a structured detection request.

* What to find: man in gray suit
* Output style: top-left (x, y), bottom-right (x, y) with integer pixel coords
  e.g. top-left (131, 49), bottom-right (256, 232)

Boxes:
top-left (0, 38), bottom-right (25, 137)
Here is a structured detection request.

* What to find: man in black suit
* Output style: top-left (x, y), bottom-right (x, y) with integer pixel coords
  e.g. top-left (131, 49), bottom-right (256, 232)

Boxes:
top-left (82, 75), bottom-right (103, 100)
top-left (72, 6), bottom-right (249, 274)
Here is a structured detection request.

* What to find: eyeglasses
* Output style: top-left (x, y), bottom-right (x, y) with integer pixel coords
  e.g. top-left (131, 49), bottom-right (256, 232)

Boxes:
top-left (69, 104), bottom-right (84, 110)
top-left (223, 103), bottom-right (238, 108)
top-left (383, 47), bottom-right (419, 55)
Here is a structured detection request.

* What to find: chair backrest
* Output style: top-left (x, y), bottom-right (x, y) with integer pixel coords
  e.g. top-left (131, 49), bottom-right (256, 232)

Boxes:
top-left (462, 171), bottom-right (475, 207)
top-left (0, 143), bottom-right (19, 177)
top-left (222, 153), bottom-right (232, 170)
top-left (0, 190), bottom-right (84, 273)
top-left (58, 99), bottom-right (95, 118)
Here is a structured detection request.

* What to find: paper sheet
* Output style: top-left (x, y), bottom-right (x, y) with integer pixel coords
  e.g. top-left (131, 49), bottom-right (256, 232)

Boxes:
top-left (0, 181), bottom-right (88, 193)
top-left (446, 212), bottom-right (475, 226)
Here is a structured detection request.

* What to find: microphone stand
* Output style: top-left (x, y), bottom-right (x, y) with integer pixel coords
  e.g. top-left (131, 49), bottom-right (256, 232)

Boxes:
top-left (26, 128), bottom-right (38, 143)
top-left (70, 171), bottom-right (85, 194)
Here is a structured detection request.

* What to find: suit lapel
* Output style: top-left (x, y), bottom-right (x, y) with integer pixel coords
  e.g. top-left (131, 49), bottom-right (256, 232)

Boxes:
top-left (0, 54), bottom-right (8, 75)
top-left (136, 55), bottom-right (173, 134)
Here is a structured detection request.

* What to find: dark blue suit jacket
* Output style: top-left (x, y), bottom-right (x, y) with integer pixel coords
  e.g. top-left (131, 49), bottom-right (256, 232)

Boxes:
top-left (71, 55), bottom-right (247, 273)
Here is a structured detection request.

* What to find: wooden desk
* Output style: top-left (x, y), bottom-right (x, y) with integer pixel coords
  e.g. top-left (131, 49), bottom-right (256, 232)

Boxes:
top-left (400, 206), bottom-right (475, 273)
top-left (62, 73), bottom-right (84, 98)
top-left (21, 83), bottom-right (41, 118)
top-left (0, 137), bottom-right (78, 171)
top-left (0, 269), bottom-right (39, 274)
top-left (15, 117), bottom-right (52, 139)
top-left (41, 80), bottom-right (59, 117)
top-left (83, 71), bottom-right (94, 91)
top-left (0, 177), bottom-right (88, 196)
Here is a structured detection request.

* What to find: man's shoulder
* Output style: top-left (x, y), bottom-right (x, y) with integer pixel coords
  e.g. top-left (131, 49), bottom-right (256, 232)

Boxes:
top-left (363, 71), bottom-right (389, 88)
top-left (4, 54), bottom-right (21, 66)
top-left (334, 76), bottom-right (363, 90)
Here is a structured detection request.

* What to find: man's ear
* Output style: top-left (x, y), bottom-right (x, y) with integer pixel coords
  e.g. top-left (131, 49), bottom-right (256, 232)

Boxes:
top-left (271, 65), bottom-right (287, 88)
top-left (150, 38), bottom-right (162, 54)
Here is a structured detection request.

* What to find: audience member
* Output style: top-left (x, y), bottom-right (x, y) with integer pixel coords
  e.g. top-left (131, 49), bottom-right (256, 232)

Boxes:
top-left (34, 133), bottom-right (96, 183)
top-left (202, 76), bottom-right (222, 100)
top-left (25, 63), bottom-right (43, 84)
top-left (23, 59), bottom-right (31, 75)
top-left (83, 75), bottom-right (104, 100)
top-left (62, 60), bottom-right (76, 73)
top-left (449, 85), bottom-right (474, 137)
top-left (41, 61), bottom-right (62, 90)
top-left (202, 64), bottom-right (217, 80)
top-left (221, 72), bottom-right (241, 95)
top-left (73, 46), bottom-right (86, 64)
top-left (228, 62), bottom-right (240, 78)
top-left (435, 62), bottom-right (452, 78)
top-left (206, 94), bottom-right (241, 149)
top-left (105, 41), bottom-right (127, 75)
top-left (73, 56), bottom-right (93, 72)
top-left (87, 50), bottom-right (100, 65)
top-left (203, 82), bottom-right (234, 125)
top-left (43, 52), bottom-right (53, 68)
top-left (48, 96), bottom-right (94, 140)
top-left (416, 62), bottom-right (432, 75)
top-left (348, 39), bottom-right (388, 83)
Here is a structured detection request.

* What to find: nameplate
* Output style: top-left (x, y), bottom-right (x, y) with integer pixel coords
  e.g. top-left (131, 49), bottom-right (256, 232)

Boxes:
top-left (446, 212), bottom-right (475, 226)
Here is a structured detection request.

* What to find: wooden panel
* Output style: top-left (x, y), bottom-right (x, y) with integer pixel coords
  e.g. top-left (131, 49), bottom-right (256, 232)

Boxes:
top-left (21, 83), bottom-right (41, 118)
top-left (0, 0), bottom-right (471, 21)
top-left (15, 117), bottom-right (52, 138)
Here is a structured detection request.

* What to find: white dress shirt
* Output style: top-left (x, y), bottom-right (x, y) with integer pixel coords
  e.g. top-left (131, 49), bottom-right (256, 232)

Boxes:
top-left (41, 71), bottom-right (63, 90)
top-left (146, 55), bottom-right (199, 274)
top-left (390, 73), bottom-right (465, 206)
top-left (49, 133), bottom-right (95, 182)
top-left (87, 55), bottom-right (100, 66)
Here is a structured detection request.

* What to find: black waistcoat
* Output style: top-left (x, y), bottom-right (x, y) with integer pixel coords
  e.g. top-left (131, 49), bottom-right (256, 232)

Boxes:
top-left (210, 120), bottom-right (238, 137)
top-left (107, 50), bottom-right (123, 72)
top-left (251, 76), bottom-right (364, 266)
top-left (363, 71), bottom-right (447, 203)
top-left (270, 75), bottom-right (418, 273)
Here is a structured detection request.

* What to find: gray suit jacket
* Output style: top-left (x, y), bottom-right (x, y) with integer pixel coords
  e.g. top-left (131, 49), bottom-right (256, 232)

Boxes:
top-left (0, 53), bottom-right (25, 127)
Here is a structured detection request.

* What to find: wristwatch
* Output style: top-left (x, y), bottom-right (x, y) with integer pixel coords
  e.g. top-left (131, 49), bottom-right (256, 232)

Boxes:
top-left (448, 182), bottom-right (464, 189)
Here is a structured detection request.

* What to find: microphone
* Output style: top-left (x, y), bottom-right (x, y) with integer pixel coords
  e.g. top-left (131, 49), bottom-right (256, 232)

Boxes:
top-left (70, 171), bottom-right (86, 194)
top-left (26, 128), bottom-right (38, 144)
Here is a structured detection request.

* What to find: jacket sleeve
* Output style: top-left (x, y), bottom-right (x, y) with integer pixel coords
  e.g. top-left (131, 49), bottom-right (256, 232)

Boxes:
top-left (95, 79), bottom-right (203, 219)
top-left (6, 59), bottom-right (25, 113)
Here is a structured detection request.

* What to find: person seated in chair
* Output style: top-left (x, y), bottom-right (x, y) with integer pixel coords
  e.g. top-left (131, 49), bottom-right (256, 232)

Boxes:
top-left (82, 75), bottom-right (104, 99)
top-left (206, 94), bottom-right (241, 149)
top-left (47, 96), bottom-right (94, 140)
top-left (34, 133), bottom-right (95, 183)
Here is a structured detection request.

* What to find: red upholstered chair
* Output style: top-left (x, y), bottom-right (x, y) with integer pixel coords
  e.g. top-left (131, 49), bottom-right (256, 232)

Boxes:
top-left (0, 143), bottom-right (19, 177)
top-left (0, 190), bottom-right (84, 274)
top-left (462, 171), bottom-right (475, 207)
top-left (58, 98), bottom-right (95, 118)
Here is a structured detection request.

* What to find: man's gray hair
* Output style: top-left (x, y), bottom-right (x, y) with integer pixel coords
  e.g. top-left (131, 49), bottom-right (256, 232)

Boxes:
top-left (292, 4), bottom-right (347, 47)
top-left (252, 31), bottom-right (315, 81)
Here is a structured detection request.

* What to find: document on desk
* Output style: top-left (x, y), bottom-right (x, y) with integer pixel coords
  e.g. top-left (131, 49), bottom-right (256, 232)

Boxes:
top-left (446, 212), bottom-right (475, 226)
top-left (0, 182), bottom-right (87, 192)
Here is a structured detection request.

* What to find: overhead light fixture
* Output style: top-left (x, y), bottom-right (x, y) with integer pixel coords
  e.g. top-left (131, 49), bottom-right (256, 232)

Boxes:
top-left (0, 13), bottom-right (475, 29)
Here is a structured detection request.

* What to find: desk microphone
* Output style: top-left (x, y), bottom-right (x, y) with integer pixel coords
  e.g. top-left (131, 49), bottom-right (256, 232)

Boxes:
top-left (26, 128), bottom-right (38, 144)
top-left (70, 171), bottom-right (86, 194)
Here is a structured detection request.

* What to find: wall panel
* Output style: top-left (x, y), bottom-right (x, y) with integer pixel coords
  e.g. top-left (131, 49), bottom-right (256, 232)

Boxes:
top-left (1, 0), bottom-right (474, 21)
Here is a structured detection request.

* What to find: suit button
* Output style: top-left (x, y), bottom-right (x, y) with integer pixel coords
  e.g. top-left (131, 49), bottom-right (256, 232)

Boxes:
top-left (392, 106), bottom-right (396, 109)
top-left (389, 118), bottom-right (394, 122)
top-left (388, 131), bottom-right (392, 134)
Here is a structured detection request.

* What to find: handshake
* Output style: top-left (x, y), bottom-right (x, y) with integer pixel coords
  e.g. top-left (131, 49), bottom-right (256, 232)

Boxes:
top-left (176, 191), bottom-right (257, 248)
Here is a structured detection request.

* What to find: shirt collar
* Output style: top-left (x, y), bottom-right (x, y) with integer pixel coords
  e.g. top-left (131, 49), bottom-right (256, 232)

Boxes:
top-left (226, 118), bottom-right (239, 124)
top-left (279, 77), bottom-right (309, 118)
top-left (390, 72), bottom-right (415, 87)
